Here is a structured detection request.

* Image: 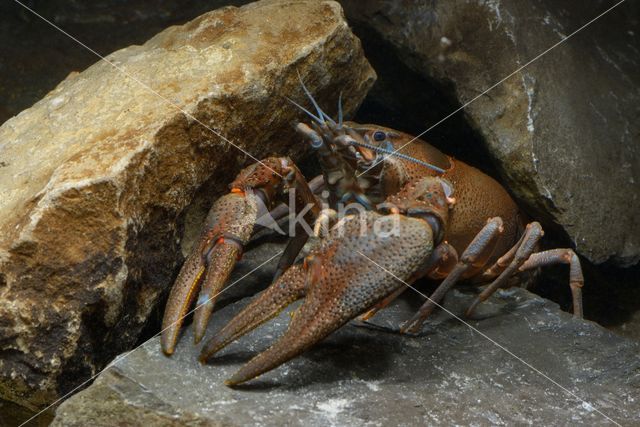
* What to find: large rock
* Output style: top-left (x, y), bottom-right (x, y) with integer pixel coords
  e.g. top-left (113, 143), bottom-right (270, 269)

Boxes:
top-left (0, 0), bottom-right (375, 410)
top-left (0, 0), bottom-right (254, 125)
top-left (51, 282), bottom-right (640, 426)
top-left (341, 0), bottom-right (640, 266)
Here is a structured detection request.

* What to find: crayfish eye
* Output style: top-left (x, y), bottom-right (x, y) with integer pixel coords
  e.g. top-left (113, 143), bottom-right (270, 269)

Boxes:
top-left (373, 130), bottom-right (386, 142)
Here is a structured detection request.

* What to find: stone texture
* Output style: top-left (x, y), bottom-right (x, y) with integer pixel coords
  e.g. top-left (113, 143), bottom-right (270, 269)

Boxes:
top-left (0, 0), bottom-right (375, 410)
top-left (0, 399), bottom-right (53, 427)
top-left (0, 0), bottom-right (253, 125)
top-left (51, 277), bottom-right (640, 426)
top-left (340, 0), bottom-right (640, 266)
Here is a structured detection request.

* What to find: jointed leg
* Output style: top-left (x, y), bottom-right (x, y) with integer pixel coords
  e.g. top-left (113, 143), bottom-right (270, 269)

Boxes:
top-left (273, 228), bottom-right (309, 281)
top-left (271, 172), bottom-right (324, 280)
top-left (476, 231), bottom-right (526, 282)
top-left (518, 248), bottom-right (584, 317)
top-left (465, 222), bottom-right (543, 317)
top-left (401, 217), bottom-right (504, 334)
top-left (264, 174), bottom-right (325, 226)
top-left (264, 175), bottom-right (325, 281)
top-left (313, 208), bottom-right (338, 238)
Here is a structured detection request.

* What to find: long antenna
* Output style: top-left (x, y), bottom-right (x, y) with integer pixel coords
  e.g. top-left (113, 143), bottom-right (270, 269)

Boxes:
top-left (349, 140), bottom-right (446, 174)
top-left (297, 71), bottom-right (336, 125)
top-left (285, 96), bottom-right (323, 124)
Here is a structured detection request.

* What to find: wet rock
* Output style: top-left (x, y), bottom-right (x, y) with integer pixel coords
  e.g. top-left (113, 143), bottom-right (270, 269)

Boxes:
top-left (0, 0), bottom-right (375, 410)
top-left (340, 0), bottom-right (640, 266)
top-left (52, 283), bottom-right (640, 426)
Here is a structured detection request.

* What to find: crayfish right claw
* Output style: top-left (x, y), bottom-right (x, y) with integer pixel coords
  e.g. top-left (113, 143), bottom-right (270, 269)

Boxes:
top-left (200, 264), bottom-right (307, 361)
top-left (161, 190), bottom-right (260, 355)
top-left (209, 212), bottom-right (435, 386)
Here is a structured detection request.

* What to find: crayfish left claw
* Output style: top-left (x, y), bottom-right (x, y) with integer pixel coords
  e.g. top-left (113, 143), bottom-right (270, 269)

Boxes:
top-left (192, 237), bottom-right (243, 344)
top-left (160, 245), bottom-right (206, 355)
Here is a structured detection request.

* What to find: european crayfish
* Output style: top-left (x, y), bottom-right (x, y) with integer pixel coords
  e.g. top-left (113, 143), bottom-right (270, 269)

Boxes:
top-left (161, 81), bottom-right (584, 386)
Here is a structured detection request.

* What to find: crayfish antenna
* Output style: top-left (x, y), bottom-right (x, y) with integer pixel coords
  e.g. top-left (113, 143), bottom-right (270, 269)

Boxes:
top-left (285, 96), bottom-right (323, 124)
top-left (296, 71), bottom-right (337, 126)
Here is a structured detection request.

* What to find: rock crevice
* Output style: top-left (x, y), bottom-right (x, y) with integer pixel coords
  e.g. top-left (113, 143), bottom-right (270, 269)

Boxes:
top-left (341, 0), bottom-right (640, 266)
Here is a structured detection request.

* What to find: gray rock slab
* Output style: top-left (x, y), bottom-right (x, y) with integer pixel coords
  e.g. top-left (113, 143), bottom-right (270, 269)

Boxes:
top-left (52, 285), bottom-right (640, 426)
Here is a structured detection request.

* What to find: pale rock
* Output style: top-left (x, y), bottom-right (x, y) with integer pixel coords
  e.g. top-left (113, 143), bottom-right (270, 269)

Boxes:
top-left (0, 0), bottom-right (375, 409)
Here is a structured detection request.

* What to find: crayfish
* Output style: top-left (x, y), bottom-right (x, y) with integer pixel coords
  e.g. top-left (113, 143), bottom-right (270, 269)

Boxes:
top-left (161, 80), bottom-right (584, 386)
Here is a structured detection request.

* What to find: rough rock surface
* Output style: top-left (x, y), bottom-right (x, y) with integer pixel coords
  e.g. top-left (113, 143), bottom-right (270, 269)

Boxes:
top-left (341, 0), bottom-right (640, 266)
top-left (0, 0), bottom-right (375, 410)
top-left (0, 0), bottom-right (249, 125)
top-left (51, 281), bottom-right (640, 426)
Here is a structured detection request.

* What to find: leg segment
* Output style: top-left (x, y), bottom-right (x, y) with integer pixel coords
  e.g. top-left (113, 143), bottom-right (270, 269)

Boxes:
top-left (261, 174), bottom-right (324, 233)
top-left (475, 231), bottom-right (525, 282)
top-left (272, 228), bottom-right (309, 282)
top-left (271, 175), bottom-right (324, 281)
top-left (401, 217), bottom-right (504, 334)
top-left (518, 248), bottom-right (584, 317)
top-left (465, 222), bottom-right (543, 317)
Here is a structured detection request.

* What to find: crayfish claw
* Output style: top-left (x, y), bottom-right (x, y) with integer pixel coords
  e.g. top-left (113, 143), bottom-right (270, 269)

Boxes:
top-left (192, 238), bottom-right (243, 344)
top-left (160, 249), bottom-right (207, 356)
top-left (161, 191), bottom-right (259, 355)
top-left (220, 212), bottom-right (435, 385)
top-left (200, 264), bottom-right (306, 361)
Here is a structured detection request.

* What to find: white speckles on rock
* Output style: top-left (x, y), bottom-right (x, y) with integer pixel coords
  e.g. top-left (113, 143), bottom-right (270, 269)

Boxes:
top-left (48, 96), bottom-right (66, 109)
top-left (365, 381), bottom-right (381, 392)
top-left (521, 74), bottom-right (536, 134)
top-left (317, 398), bottom-right (351, 418)
top-left (51, 286), bottom-right (640, 426)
